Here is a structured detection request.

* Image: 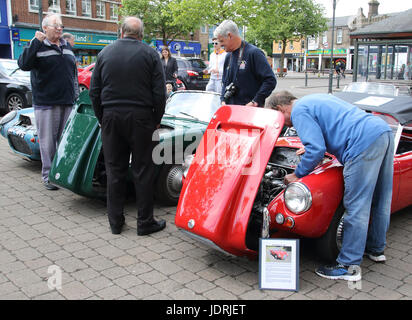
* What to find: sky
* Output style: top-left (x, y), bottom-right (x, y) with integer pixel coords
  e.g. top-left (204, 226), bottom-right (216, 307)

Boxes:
top-left (313, 0), bottom-right (412, 18)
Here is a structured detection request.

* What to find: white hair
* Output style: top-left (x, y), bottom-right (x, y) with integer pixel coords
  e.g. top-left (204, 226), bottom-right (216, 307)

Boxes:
top-left (42, 13), bottom-right (62, 29)
top-left (214, 20), bottom-right (240, 38)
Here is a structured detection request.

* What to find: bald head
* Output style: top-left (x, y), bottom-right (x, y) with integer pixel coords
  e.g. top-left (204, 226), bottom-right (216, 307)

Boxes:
top-left (121, 17), bottom-right (144, 40)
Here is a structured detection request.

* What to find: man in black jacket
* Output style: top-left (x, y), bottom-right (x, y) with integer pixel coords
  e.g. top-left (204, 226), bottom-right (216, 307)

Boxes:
top-left (18, 13), bottom-right (76, 191)
top-left (89, 17), bottom-right (167, 236)
top-left (215, 20), bottom-right (276, 107)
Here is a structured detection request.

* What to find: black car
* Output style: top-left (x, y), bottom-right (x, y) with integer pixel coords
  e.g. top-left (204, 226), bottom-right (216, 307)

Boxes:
top-left (0, 59), bottom-right (32, 114)
top-left (176, 57), bottom-right (210, 91)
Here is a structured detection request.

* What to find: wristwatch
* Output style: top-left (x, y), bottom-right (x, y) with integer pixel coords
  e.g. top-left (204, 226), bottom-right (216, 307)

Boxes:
top-left (251, 100), bottom-right (258, 107)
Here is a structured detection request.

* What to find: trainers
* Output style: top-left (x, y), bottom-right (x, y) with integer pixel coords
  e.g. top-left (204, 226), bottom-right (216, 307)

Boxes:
top-left (315, 263), bottom-right (361, 281)
top-left (44, 181), bottom-right (59, 191)
top-left (365, 251), bottom-right (386, 262)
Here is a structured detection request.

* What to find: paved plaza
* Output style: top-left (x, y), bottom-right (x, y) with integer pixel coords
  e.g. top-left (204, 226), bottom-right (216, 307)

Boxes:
top-left (0, 75), bottom-right (411, 301)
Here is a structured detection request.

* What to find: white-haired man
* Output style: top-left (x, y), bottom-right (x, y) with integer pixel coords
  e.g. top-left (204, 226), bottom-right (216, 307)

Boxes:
top-left (18, 13), bottom-right (76, 190)
top-left (214, 20), bottom-right (276, 107)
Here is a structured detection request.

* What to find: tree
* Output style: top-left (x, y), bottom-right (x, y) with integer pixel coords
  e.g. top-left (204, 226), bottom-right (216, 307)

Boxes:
top-left (246, 0), bottom-right (327, 76)
top-left (121, 0), bottom-right (204, 47)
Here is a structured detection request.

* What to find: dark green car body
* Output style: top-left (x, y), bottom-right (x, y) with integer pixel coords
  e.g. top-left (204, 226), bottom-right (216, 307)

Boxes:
top-left (49, 90), bottom-right (221, 204)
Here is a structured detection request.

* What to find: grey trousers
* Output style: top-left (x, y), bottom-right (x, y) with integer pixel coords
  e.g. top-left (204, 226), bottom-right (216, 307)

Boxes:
top-left (34, 106), bottom-right (73, 182)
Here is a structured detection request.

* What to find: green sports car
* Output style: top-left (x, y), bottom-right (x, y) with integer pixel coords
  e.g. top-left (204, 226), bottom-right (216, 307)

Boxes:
top-left (49, 90), bottom-right (221, 205)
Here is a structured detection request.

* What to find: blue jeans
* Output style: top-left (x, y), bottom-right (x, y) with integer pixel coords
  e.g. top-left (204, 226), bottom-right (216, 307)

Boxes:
top-left (337, 131), bottom-right (394, 266)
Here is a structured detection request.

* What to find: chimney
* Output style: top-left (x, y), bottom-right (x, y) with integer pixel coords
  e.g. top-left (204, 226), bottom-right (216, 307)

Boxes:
top-left (368, 0), bottom-right (379, 19)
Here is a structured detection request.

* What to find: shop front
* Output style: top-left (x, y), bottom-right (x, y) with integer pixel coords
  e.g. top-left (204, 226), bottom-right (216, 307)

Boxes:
top-left (0, 0), bottom-right (11, 59)
top-left (12, 27), bottom-right (117, 67)
top-left (305, 48), bottom-right (350, 72)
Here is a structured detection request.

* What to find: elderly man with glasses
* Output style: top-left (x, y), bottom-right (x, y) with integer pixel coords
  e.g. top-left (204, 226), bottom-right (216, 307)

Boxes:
top-left (18, 13), bottom-right (77, 191)
top-left (204, 37), bottom-right (227, 93)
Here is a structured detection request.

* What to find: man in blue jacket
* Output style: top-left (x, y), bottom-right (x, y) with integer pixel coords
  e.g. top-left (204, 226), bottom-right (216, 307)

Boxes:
top-left (265, 91), bottom-right (394, 281)
top-left (18, 13), bottom-right (76, 190)
top-left (214, 20), bottom-right (276, 107)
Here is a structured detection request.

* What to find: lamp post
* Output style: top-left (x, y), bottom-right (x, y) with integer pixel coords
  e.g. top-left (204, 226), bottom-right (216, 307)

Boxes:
top-left (328, 0), bottom-right (337, 94)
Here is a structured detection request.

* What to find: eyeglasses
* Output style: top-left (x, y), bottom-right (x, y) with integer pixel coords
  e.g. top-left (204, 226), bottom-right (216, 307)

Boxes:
top-left (213, 42), bottom-right (219, 45)
top-left (49, 24), bottom-right (64, 29)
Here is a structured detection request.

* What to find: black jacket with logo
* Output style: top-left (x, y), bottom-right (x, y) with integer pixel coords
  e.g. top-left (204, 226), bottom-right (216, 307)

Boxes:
top-left (89, 37), bottom-right (166, 125)
top-left (18, 38), bottom-right (77, 106)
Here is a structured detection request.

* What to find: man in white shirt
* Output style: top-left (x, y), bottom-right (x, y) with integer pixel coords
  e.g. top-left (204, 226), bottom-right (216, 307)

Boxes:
top-left (204, 37), bottom-right (227, 93)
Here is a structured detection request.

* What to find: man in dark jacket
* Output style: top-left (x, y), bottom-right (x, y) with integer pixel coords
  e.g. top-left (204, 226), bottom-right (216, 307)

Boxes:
top-left (215, 20), bottom-right (277, 107)
top-left (18, 13), bottom-right (76, 191)
top-left (89, 16), bottom-right (167, 236)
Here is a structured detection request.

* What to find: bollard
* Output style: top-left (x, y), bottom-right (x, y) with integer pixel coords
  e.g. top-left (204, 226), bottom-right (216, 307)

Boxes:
top-left (305, 72), bottom-right (308, 87)
top-left (336, 74), bottom-right (340, 89)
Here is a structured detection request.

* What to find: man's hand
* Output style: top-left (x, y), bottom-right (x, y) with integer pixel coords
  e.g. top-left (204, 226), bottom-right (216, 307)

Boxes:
top-left (35, 31), bottom-right (47, 42)
top-left (246, 101), bottom-right (258, 107)
top-left (296, 147), bottom-right (305, 156)
top-left (284, 173), bottom-right (299, 185)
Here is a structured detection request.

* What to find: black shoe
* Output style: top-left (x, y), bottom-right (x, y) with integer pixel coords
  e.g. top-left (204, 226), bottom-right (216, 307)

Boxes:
top-left (44, 181), bottom-right (59, 190)
top-left (137, 219), bottom-right (166, 236)
top-left (110, 219), bottom-right (125, 235)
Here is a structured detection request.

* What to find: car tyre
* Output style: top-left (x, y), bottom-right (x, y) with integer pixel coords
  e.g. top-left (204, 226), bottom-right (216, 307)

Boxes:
top-left (79, 85), bottom-right (88, 92)
top-left (315, 204), bottom-right (345, 263)
top-left (155, 164), bottom-right (183, 205)
top-left (6, 92), bottom-right (25, 112)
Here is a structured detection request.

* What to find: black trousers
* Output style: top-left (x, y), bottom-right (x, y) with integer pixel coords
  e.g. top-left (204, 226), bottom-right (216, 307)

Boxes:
top-left (101, 108), bottom-right (156, 229)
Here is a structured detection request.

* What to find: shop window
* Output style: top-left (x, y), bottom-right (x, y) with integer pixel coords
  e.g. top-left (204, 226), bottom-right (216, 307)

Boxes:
top-left (66, 0), bottom-right (76, 15)
top-left (110, 3), bottom-right (119, 21)
top-left (96, 1), bottom-right (106, 19)
top-left (82, 0), bottom-right (91, 17)
top-left (336, 29), bottom-right (343, 44)
top-left (29, 0), bottom-right (39, 11)
top-left (48, 0), bottom-right (61, 13)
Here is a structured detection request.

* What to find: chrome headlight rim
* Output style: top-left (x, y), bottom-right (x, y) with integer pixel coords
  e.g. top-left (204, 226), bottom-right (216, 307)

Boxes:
top-left (284, 182), bottom-right (312, 214)
top-left (0, 110), bottom-right (17, 125)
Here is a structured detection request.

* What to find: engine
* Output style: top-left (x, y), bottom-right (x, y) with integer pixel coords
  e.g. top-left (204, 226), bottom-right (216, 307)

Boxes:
top-left (245, 147), bottom-right (300, 251)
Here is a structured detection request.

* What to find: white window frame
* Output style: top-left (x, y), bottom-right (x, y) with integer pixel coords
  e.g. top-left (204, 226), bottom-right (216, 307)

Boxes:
top-left (29, 0), bottom-right (39, 11)
top-left (96, 1), bottom-right (106, 19)
top-left (82, 0), bottom-right (92, 17)
top-left (66, 0), bottom-right (76, 15)
top-left (48, 0), bottom-right (61, 13)
top-left (337, 28), bottom-right (343, 44)
top-left (110, 3), bottom-right (118, 21)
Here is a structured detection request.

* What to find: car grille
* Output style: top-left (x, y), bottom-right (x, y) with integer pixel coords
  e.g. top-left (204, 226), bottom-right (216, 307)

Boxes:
top-left (8, 135), bottom-right (32, 155)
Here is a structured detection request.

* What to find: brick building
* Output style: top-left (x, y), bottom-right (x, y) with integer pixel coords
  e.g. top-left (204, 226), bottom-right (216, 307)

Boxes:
top-left (9, 0), bottom-right (121, 65)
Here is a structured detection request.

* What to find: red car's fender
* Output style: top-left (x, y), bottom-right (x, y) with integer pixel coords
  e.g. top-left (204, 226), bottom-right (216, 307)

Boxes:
top-left (175, 105), bottom-right (284, 256)
top-left (268, 161), bottom-right (344, 239)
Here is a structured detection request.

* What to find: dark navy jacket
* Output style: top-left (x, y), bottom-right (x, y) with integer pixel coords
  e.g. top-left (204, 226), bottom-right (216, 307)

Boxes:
top-left (221, 41), bottom-right (277, 107)
top-left (18, 38), bottom-right (77, 106)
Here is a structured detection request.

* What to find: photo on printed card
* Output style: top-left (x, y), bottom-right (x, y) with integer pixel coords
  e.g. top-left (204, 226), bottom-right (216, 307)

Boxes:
top-left (259, 238), bottom-right (299, 291)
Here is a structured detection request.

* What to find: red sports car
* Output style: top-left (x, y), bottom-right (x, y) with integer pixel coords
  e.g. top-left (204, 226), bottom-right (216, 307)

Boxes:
top-left (175, 91), bottom-right (412, 262)
top-left (78, 63), bottom-right (94, 92)
top-left (270, 249), bottom-right (289, 260)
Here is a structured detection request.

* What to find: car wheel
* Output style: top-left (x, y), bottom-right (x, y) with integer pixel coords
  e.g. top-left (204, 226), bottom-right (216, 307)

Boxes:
top-left (79, 85), bottom-right (88, 92)
top-left (155, 164), bottom-right (183, 205)
top-left (315, 204), bottom-right (345, 263)
top-left (6, 93), bottom-right (25, 112)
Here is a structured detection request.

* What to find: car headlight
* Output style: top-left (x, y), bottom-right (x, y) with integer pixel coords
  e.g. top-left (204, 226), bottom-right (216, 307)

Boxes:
top-left (0, 110), bottom-right (17, 125)
top-left (284, 182), bottom-right (312, 214)
top-left (182, 154), bottom-right (194, 178)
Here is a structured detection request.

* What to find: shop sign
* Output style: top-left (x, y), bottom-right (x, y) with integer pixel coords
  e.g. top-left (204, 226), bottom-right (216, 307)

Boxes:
top-left (307, 48), bottom-right (347, 55)
top-left (11, 29), bottom-right (20, 41)
top-left (156, 40), bottom-right (201, 55)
